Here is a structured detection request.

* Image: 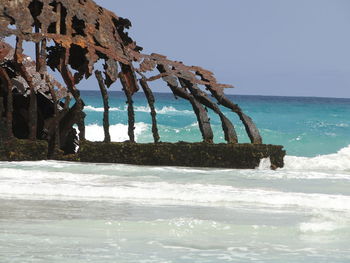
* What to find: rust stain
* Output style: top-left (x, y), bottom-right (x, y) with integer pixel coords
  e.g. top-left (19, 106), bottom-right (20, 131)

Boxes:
top-left (0, 0), bottom-right (262, 153)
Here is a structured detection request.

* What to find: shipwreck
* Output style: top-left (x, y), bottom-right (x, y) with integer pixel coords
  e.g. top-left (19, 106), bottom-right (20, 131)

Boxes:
top-left (0, 0), bottom-right (285, 169)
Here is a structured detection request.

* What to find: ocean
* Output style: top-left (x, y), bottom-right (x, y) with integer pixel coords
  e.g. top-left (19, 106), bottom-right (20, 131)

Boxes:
top-left (1, 91), bottom-right (350, 262)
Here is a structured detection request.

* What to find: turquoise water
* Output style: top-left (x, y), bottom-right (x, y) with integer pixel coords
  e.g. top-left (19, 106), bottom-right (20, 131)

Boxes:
top-left (0, 92), bottom-right (350, 262)
top-left (83, 91), bottom-right (350, 157)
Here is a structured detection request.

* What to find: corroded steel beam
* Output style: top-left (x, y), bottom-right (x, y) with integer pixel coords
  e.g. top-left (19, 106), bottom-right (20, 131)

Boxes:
top-left (139, 77), bottom-right (160, 143)
top-left (157, 64), bottom-right (213, 143)
top-left (0, 67), bottom-right (13, 138)
top-left (119, 71), bottom-right (135, 143)
top-left (194, 68), bottom-right (263, 144)
top-left (46, 75), bottom-right (59, 156)
top-left (95, 70), bottom-right (111, 143)
top-left (177, 72), bottom-right (238, 143)
top-left (15, 37), bottom-right (38, 140)
top-left (0, 0), bottom-right (263, 149)
top-left (178, 77), bottom-right (214, 143)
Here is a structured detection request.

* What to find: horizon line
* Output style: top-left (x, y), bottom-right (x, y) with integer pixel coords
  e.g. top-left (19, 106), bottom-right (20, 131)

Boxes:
top-left (78, 90), bottom-right (350, 100)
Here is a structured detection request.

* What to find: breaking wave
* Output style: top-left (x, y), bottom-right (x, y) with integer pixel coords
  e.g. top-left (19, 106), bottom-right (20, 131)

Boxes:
top-left (84, 105), bottom-right (192, 115)
top-left (85, 122), bottom-right (149, 142)
top-left (283, 144), bottom-right (350, 171)
top-left (258, 145), bottom-right (350, 171)
top-left (0, 168), bottom-right (349, 213)
top-left (84, 105), bottom-right (122, 112)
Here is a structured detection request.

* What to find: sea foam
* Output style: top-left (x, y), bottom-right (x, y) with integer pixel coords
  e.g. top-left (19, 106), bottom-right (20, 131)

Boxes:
top-left (85, 122), bottom-right (149, 142)
top-left (299, 221), bottom-right (341, 233)
top-left (0, 168), bottom-right (349, 213)
top-left (84, 105), bottom-right (192, 115)
top-left (84, 105), bottom-right (122, 112)
top-left (283, 144), bottom-right (350, 171)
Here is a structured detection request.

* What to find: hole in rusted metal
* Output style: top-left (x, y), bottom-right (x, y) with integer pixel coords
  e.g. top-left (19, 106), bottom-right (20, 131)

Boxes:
top-left (95, 20), bottom-right (100, 30)
top-left (47, 22), bottom-right (57, 33)
top-left (72, 16), bottom-right (86, 37)
top-left (69, 44), bottom-right (88, 71)
top-left (48, 1), bottom-right (58, 11)
top-left (7, 24), bottom-right (16, 30)
top-left (47, 45), bottom-right (64, 71)
top-left (28, 0), bottom-right (44, 20)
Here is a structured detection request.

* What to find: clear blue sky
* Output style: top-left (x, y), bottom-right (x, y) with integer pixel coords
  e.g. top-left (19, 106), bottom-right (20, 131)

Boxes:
top-left (8, 0), bottom-right (348, 97)
top-left (92, 0), bottom-right (350, 98)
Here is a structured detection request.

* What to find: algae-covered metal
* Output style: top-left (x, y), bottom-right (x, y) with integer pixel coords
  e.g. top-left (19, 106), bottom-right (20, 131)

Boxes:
top-left (0, 0), bottom-right (262, 156)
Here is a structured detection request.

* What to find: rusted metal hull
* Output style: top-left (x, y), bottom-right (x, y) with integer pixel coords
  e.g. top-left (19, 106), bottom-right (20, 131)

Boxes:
top-left (0, 138), bottom-right (285, 170)
top-left (0, 0), bottom-right (270, 164)
top-left (76, 142), bottom-right (285, 169)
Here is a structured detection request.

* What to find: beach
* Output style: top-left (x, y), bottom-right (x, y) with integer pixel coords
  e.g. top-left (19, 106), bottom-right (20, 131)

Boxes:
top-left (0, 92), bottom-right (349, 262)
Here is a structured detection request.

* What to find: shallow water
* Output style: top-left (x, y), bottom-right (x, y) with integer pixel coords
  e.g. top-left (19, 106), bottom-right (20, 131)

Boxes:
top-left (1, 154), bottom-right (350, 262)
top-left (1, 93), bottom-right (350, 262)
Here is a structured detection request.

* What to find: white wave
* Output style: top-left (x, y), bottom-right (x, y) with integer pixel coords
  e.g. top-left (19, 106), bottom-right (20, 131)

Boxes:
top-left (283, 144), bottom-right (350, 171)
top-left (253, 168), bottom-right (350, 180)
top-left (0, 168), bottom-right (350, 213)
top-left (84, 105), bottom-right (192, 115)
top-left (299, 221), bottom-right (341, 233)
top-left (85, 123), bottom-right (149, 142)
top-left (84, 105), bottom-right (122, 112)
top-left (257, 158), bottom-right (350, 180)
top-left (133, 105), bottom-right (150, 112)
top-left (133, 105), bottom-right (192, 115)
top-left (336, 123), bottom-right (349, 128)
top-left (257, 158), bottom-right (272, 170)
top-left (156, 106), bottom-right (192, 115)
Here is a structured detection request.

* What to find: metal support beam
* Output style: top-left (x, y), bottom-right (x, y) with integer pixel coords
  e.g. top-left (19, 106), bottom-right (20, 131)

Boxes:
top-left (95, 70), bottom-right (111, 143)
top-left (157, 65), bottom-right (213, 143)
top-left (15, 38), bottom-right (38, 140)
top-left (119, 71), bottom-right (135, 142)
top-left (179, 76), bottom-right (238, 143)
top-left (207, 86), bottom-right (262, 144)
top-left (59, 48), bottom-right (86, 141)
top-left (0, 68), bottom-right (13, 138)
top-left (139, 78), bottom-right (160, 143)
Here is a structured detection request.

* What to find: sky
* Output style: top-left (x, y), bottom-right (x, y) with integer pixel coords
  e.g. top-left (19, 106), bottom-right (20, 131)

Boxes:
top-left (5, 0), bottom-right (349, 98)
top-left (91, 0), bottom-right (350, 98)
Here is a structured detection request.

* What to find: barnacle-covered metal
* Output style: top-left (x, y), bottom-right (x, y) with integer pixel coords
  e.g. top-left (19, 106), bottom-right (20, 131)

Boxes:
top-left (0, 0), bottom-right (262, 155)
